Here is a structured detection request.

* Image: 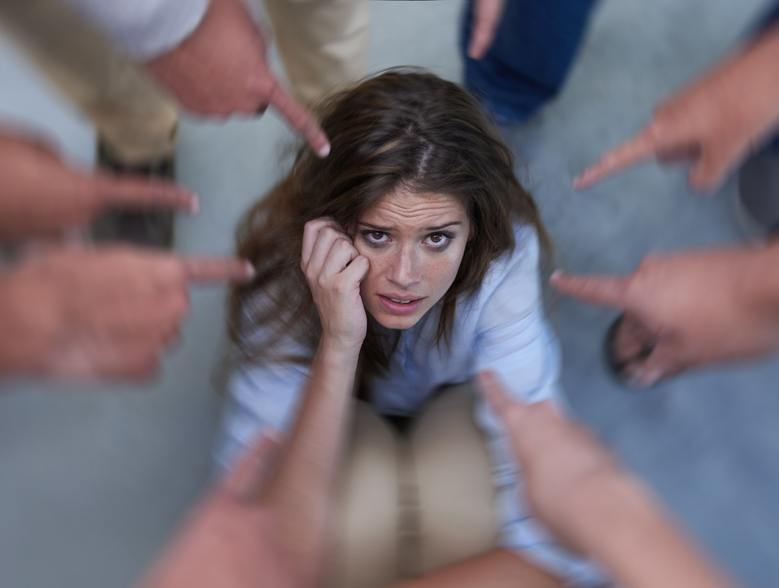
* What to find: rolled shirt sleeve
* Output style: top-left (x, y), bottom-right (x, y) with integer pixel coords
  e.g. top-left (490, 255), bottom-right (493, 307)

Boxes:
top-left (59, 0), bottom-right (211, 60)
top-left (473, 228), bottom-right (612, 587)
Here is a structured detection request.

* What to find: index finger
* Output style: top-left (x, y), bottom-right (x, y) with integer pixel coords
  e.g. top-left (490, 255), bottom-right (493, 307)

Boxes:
top-left (221, 430), bottom-right (283, 502)
top-left (301, 217), bottom-right (344, 267)
top-left (477, 369), bottom-right (517, 418)
top-left (477, 370), bottom-right (561, 458)
top-left (573, 127), bottom-right (656, 190)
top-left (182, 257), bottom-right (256, 284)
top-left (550, 270), bottom-right (629, 310)
top-left (268, 83), bottom-right (331, 158)
top-left (95, 174), bottom-right (199, 213)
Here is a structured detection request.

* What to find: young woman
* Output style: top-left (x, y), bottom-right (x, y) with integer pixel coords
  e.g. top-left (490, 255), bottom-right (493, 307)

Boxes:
top-left (215, 70), bottom-right (610, 588)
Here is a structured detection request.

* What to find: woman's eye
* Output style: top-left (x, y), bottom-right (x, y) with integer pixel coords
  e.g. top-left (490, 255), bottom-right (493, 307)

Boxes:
top-left (362, 230), bottom-right (388, 245)
top-left (424, 232), bottom-right (453, 248)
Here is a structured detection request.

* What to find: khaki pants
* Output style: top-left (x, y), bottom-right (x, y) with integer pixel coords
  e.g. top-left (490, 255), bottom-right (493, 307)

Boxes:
top-left (0, 0), bottom-right (368, 166)
top-left (334, 383), bottom-right (497, 588)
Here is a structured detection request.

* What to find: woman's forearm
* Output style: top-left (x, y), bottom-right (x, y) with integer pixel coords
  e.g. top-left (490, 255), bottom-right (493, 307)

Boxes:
top-left (571, 475), bottom-right (739, 588)
top-left (263, 337), bottom-right (360, 585)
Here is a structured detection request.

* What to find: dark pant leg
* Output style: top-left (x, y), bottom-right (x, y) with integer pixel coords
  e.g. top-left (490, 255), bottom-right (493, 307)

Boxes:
top-left (461, 0), bottom-right (599, 126)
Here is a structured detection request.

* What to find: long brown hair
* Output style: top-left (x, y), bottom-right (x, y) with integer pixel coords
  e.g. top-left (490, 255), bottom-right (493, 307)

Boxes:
top-left (228, 69), bottom-right (550, 384)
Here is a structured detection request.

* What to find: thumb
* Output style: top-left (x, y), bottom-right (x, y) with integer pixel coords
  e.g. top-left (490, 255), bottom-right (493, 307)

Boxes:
top-left (93, 173), bottom-right (199, 213)
top-left (687, 147), bottom-right (733, 193)
top-left (551, 270), bottom-right (630, 310)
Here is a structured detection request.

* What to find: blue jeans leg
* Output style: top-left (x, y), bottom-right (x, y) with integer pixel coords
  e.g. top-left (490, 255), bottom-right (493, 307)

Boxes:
top-left (461, 0), bottom-right (599, 126)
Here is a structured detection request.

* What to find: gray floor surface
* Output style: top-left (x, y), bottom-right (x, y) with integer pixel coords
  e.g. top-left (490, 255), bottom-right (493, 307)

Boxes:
top-left (1, 1), bottom-right (778, 587)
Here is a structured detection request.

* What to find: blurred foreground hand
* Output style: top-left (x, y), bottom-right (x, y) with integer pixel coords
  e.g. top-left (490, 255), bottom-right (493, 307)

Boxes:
top-left (137, 433), bottom-right (306, 588)
top-left (0, 131), bottom-right (197, 242)
top-left (551, 244), bottom-right (779, 386)
top-left (478, 370), bottom-right (740, 588)
top-left (477, 370), bottom-right (621, 554)
top-left (574, 20), bottom-right (779, 192)
top-left (145, 0), bottom-right (330, 157)
top-left (0, 247), bottom-right (254, 381)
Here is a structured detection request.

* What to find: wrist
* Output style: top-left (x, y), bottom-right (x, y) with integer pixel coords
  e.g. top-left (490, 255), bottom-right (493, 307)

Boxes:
top-left (319, 331), bottom-right (364, 357)
top-left (317, 334), bottom-right (362, 368)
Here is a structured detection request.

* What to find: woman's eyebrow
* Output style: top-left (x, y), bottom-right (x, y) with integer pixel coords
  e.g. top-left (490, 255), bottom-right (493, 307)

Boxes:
top-left (359, 221), bottom-right (463, 232)
top-left (425, 221), bottom-right (463, 231)
top-left (359, 222), bottom-right (394, 232)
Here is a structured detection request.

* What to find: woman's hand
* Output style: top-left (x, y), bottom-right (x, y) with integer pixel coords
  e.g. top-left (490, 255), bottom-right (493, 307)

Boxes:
top-left (301, 218), bottom-right (370, 352)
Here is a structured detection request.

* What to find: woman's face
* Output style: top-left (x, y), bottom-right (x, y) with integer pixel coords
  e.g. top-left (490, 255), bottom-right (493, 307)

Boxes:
top-left (355, 188), bottom-right (470, 330)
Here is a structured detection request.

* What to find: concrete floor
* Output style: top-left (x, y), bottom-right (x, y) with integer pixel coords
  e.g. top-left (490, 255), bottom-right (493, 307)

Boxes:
top-left (1, 1), bottom-right (778, 587)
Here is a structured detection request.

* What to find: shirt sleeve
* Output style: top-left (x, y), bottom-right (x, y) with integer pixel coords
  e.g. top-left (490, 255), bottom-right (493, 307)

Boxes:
top-left (212, 358), bottom-right (308, 471)
top-left (472, 227), bottom-right (612, 587)
top-left (59, 0), bottom-right (210, 60)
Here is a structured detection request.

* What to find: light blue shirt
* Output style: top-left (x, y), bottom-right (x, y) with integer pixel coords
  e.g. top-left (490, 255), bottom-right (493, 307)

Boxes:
top-left (214, 224), bottom-right (610, 587)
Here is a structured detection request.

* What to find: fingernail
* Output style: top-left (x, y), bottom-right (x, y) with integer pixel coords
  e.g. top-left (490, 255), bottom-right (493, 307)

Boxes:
top-left (244, 261), bottom-right (257, 280)
top-left (317, 142), bottom-right (331, 158)
top-left (550, 269), bottom-right (563, 281)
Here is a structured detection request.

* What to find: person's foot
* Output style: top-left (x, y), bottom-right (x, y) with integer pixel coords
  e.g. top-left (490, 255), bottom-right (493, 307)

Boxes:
top-left (91, 142), bottom-right (176, 248)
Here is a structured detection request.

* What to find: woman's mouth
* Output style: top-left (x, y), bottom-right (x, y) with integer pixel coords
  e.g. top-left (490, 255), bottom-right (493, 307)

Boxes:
top-left (377, 294), bottom-right (426, 315)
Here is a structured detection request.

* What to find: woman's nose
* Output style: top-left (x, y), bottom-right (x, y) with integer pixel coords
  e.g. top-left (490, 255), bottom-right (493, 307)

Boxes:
top-left (388, 247), bottom-right (421, 288)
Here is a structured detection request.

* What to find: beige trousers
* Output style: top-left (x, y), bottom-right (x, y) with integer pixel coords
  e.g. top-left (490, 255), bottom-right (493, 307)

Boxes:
top-left (0, 0), bottom-right (368, 165)
top-left (334, 383), bottom-right (498, 588)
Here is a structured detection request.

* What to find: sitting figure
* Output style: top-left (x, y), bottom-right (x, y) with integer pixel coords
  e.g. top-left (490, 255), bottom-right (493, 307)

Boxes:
top-left (215, 69), bottom-right (610, 588)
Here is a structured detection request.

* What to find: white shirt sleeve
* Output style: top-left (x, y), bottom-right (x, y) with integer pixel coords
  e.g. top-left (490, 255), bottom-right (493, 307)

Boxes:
top-left (59, 0), bottom-right (211, 60)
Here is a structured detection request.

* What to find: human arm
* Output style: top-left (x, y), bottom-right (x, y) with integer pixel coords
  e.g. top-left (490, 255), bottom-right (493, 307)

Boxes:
top-left (0, 131), bottom-right (196, 241)
top-left (137, 433), bottom-right (312, 588)
top-left (478, 369), bottom-right (741, 588)
top-left (219, 219), bottom-right (369, 585)
top-left (0, 247), bottom-right (253, 380)
top-left (62, 0), bottom-right (329, 155)
top-left (551, 240), bottom-right (779, 386)
top-left (575, 17), bottom-right (779, 192)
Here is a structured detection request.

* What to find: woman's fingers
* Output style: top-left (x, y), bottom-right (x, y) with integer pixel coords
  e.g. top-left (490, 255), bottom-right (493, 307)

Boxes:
top-left (301, 218), bottom-right (347, 269)
top-left (341, 254), bottom-right (370, 284)
top-left (306, 229), bottom-right (350, 279)
top-left (321, 237), bottom-right (359, 279)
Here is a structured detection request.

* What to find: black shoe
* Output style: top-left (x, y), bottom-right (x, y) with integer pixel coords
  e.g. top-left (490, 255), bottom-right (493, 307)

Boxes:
top-left (91, 141), bottom-right (176, 249)
top-left (736, 144), bottom-right (779, 241)
top-left (604, 314), bottom-right (658, 388)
